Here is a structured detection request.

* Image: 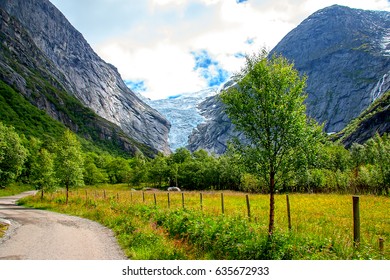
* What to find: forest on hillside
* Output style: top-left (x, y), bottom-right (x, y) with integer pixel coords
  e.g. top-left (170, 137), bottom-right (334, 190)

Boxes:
top-left (1, 120), bottom-right (389, 196)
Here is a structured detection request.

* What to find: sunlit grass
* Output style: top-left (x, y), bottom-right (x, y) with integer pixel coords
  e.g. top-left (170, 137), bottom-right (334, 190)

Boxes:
top-left (0, 184), bottom-right (33, 197)
top-left (0, 223), bottom-right (8, 238)
top-left (19, 186), bottom-right (390, 259)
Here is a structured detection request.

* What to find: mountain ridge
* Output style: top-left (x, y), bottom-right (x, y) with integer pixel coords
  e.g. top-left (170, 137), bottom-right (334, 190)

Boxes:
top-left (187, 5), bottom-right (390, 154)
top-left (0, 0), bottom-right (171, 154)
top-left (0, 8), bottom-right (155, 156)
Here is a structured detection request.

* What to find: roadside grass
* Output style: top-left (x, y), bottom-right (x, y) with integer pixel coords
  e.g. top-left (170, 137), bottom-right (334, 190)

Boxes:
top-left (0, 224), bottom-right (7, 238)
top-left (0, 184), bottom-right (33, 197)
top-left (18, 191), bottom-right (203, 260)
top-left (18, 187), bottom-right (389, 260)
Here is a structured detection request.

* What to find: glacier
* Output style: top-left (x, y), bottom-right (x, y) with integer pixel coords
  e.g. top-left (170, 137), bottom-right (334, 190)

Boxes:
top-left (137, 88), bottom-right (219, 151)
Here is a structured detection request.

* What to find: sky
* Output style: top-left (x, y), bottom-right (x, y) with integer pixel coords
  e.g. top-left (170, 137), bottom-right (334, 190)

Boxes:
top-left (50, 0), bottom-right (390, 100)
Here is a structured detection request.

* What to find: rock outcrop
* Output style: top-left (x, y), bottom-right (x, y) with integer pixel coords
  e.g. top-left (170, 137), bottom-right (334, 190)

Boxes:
top-left (336, 91), bottom-right (390, 148)
top-left (186, 82), bottom-right (245, 154)
top-left (0, 0), bottom-right (170, 154)
top-left (188, 5), bottom-right (390, 154)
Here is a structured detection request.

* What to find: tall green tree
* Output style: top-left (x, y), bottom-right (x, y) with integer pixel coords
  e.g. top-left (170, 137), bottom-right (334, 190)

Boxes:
top-left (220, 51), bottom-right (322, 235)
top-left (83, 152), bottom-right (108, 185)
top-left (365, 133), bottom-right (390, 194)
top-left (0, 122), bottom-right (28, 186)
top-left (31, 148), bottom-right (57, 199)
top-left (148, 153), bottom-right (169, 188)
top-left (56, 130), bottom-right (84, 204)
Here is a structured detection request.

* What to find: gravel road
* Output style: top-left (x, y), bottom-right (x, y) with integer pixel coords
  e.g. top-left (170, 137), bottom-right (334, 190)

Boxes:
top-left (0, 191), bottom-right (126, 260)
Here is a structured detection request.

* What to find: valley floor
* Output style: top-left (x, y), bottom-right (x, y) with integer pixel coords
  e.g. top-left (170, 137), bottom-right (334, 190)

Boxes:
top-left (16, 186), bottom-right (390, 260)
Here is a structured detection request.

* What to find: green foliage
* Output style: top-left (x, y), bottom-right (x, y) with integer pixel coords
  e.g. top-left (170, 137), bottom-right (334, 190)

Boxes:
top-left (55, 130), bottom-right (84, 202)
top-left (0, 81), bottom-right (65, 141)
top-left (335, 91), bottom-right (390, 145)
top-left (220, 51), bottom-right (323, 233)
top-left (147, 153), bottom-right (169, 188)
top-left (129, 153), bottom-right (148, 186)
top-left (0, 183), bottom-right (32, 197)
top-left (349, 134), bottom-right (390, 194)
top-left (0, 121), bottom-right (28, 186)
top-left (105, 157), bottom-right (131, 184)
top-left (240, 173), bottom-right (263, 193)
top-left (30, 148), bottom-right (57, 197)
top-left (83, 153), bottom-right (108, 185)
top-left (154, 208), bottom-right (343, 260)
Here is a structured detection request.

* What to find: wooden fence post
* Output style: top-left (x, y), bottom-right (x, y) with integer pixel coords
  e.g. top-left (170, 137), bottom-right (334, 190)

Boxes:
top-left (130, 191), bottom-right (133, 202)
top-left (379, 237), bottom-right (384, 256)
top-left (246, 194), bottom-right (251, 220)
top-left (221, 193), bottom-right (225, 215)
top-left (167, 193), bottom-right (170, 209)
top-left (142, 192), bottom-right (145, 203)
top-left (286, 194), bottom-right (292, 230)
top-left (182, 192), bottom-right (185, 209)
top-left (154, 193), bottom-right (157, 206)
top-left (353, 196), bottom-right (360, 248)
top-left (200, 192), bottom-right (203, 211)
top-left (103, 190), bottom-right (106, 200)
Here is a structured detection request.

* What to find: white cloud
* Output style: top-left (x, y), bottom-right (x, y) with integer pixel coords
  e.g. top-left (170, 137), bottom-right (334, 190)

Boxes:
top-left (99, 41), bottom-right (207, 99)
top-left (51, 0), bottom-right (390, 99)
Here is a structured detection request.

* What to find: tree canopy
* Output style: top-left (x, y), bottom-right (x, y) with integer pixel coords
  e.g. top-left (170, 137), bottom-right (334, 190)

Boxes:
top-left (55, 130), bottom-right (84, 204)
top-left (220, 51), bottom-right (323, 234)
top-left (0, 122), bottom-right (28, 186)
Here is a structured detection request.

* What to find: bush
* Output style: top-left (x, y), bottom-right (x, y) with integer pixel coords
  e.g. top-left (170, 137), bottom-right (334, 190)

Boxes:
top-left (154, 208), bottom-right (337, 260)
top-left (240, 173), bottom-right (264, 193)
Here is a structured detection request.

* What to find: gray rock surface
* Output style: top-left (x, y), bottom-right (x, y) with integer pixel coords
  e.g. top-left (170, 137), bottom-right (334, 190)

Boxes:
top-left (187, 94), bottom-right (243, 154)
top-left (272, 5), bottom-right (390, 133)
top-left (0, 0), bottom-right (170, 154)
top-left (188, 5), bottom-right (390, 154)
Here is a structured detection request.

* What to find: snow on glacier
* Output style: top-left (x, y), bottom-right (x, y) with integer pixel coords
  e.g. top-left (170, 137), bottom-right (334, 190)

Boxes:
top-left (139, 88), bottom-right (218, 151)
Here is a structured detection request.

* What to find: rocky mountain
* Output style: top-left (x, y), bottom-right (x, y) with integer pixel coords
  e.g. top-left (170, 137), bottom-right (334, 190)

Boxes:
top-left (188, 5), bottom-right (390, 154)
top-left (335, 91), bottom-right (390, 148)
top-left (186, 81), bottom-right (245, 154)
top-left (0, 0), bottom-right (170, 155)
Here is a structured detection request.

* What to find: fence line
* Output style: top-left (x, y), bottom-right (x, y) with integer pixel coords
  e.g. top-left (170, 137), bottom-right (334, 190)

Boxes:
top-left (55, 189), bottom-right (386, 255)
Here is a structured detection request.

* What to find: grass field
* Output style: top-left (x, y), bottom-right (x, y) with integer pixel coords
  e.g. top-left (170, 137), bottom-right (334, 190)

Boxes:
top-left (18, 185), bottom-right (390, 260)
top-left (0, 184), bottom-right (33, 197)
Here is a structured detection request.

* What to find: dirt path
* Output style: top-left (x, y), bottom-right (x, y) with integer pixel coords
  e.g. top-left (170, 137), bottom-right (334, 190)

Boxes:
top-left (0, 191), bottom-right (126, 260)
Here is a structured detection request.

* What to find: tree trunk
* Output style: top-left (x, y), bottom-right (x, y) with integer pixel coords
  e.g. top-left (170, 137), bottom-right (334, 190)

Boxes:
top-left (268, 171), bottom-right (275, 235)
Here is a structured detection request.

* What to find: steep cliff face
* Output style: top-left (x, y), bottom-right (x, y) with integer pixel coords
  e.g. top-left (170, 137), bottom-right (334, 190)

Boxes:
top-left (271, 5), bottom-right (390, 133)
top-left (0, 8), bottom-right (155, 156)
top-left (188, 5), bottom-right (390, 154)
top-left (0, 0), bottom-right (170, 154)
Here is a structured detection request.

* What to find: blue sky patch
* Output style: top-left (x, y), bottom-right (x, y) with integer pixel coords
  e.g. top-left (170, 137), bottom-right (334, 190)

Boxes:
top-left (192, 49), bottom-right (214, 70)
top-left (124, 80), bottom-right (147, 93)
top-left (191, 49), bottom-right (229, 87)
top-left (236, 0), bottom-right (249, 4)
